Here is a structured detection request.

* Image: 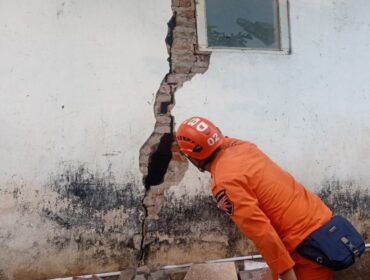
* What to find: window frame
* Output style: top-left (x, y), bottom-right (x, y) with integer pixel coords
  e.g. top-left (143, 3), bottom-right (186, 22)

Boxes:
top-left (196, 0), bottom-right (291, 54)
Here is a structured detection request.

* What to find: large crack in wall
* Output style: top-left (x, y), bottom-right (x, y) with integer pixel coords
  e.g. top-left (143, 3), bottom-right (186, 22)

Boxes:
top-left (138, 0), bottom-right (211, 267)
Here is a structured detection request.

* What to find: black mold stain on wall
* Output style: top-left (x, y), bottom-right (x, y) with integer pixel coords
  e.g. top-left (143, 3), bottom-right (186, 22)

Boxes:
top-left (318, 180), bottom-right (369, 218)
top-left (44, 166), bottom-right (141, 227)
top-left (42, 165), bottom-right (144, 266)
top-left (142, 192), bottom-right (249, 263)
top-left (51, 166), bottom-right (140, 211)
top-left (318, 180), bottom-right (370, 241)
top-left (140, 180), bottom-right (370, 265)
top-left (0, 269), bottom-right (8, 280)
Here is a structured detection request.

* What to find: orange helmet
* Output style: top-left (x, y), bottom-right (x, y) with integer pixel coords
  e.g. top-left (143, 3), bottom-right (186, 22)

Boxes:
top-left (176, 116), bottom-right (224, 160)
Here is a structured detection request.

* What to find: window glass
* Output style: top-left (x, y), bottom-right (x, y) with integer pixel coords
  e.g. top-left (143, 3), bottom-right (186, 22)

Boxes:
top-left (205, 0), bottom-right (280, 49)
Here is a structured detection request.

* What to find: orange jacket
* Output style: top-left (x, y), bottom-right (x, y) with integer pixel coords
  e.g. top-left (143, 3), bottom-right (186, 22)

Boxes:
top-left (210, 138), bottom-right (332, 276)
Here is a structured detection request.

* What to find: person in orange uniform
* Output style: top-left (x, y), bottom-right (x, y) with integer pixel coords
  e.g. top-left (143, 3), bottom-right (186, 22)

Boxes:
top-left (176, 116), bottom-right (333, 280)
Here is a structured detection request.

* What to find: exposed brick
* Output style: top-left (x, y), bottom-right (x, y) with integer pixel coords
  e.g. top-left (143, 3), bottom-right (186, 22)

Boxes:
top-left (171, 48), bottom-right (194, 56)
top-left (139, 0), bottom-right (212, 245)
top-left (173, 29), bottom-right (196, 40)
top-left (173, 29), bottom-right (196, 39)
top-left (172, 37), bottom-right (194, 50)
top-left (172, 0), bottom-right (193, 8)
top-left (159, 83), bottom-right (171, 95)
top-left (154, 124), bottom-right (172, 134)
top-left (176, 8), bottom-right (195, 19)
top-left (172, 26), bottom-right (196, 38)
top-left (191, 66), bottom-right (208, 74)
top-left (173, 65), bottom-right (191, 73)
top-left (155, 115), bottom-right (172, 124)
top-left (156, 92), bottom-right (172, 103)
top-left (174, 25), bottom-right (195, 33)
top-left (172, 59), bottom-right (195, 71)
top-left (176, 17), bottom-right (196, 28)
top-left (172, 59), bottom-right (194, 67)
top-left (172, 53), bottom-right (196, 63)
top-left (166, 73), bottom-right (191, 84)
top-left (172, 42), bottom-right (194, 51)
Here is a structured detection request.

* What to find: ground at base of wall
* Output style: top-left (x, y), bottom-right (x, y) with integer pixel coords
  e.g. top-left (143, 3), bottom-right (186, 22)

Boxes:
top-left (51, 250), bottom-right (370, 280)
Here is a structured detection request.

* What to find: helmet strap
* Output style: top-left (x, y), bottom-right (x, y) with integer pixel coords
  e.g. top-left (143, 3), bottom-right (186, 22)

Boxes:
top-left (197, 146), bottom-right (222, 172)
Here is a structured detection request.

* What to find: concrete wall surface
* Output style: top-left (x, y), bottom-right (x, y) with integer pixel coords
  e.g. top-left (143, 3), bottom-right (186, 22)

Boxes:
top-left (0, 0), bottom-right (369, 279)
top-left (0, 0), bottom-right (171, 279)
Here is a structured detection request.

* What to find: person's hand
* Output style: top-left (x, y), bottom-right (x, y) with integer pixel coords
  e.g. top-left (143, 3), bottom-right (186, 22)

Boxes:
top-left (280, 268), bottom-right (297, 280)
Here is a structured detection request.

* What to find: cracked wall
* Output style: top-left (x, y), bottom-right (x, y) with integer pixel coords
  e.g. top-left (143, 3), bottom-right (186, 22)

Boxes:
top-left (138, 0), bottom-right (370, 273)
top-left (1, 0), bottom-right (370, 279)
top-left (138, 0), bottom-right (212, 265)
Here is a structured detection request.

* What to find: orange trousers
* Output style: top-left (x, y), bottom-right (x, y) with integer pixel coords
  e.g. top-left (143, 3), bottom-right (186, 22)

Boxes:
top-left (272, 252), bottom-right (333, 280)
top-left (291, 252), bottom-right (333, 280)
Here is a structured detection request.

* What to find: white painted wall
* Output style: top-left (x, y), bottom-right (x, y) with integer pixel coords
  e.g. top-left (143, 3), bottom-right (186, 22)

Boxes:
top-left (0, 0), bottom-right (171, 278)
top-left (174, 0), bottom-right (370, 190)
top-left (0, 0), bottom-right (170, 186)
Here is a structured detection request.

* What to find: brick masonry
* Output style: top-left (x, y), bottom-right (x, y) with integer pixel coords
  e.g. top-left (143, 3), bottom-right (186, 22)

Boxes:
top-left (139, 0), bottom-right (210, 218)
top-left (138, 0), bottom-right (211, 267)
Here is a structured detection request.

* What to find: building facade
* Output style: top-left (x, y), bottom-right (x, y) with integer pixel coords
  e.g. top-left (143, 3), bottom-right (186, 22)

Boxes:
top-left (0, 0), bottom-right (369, 279)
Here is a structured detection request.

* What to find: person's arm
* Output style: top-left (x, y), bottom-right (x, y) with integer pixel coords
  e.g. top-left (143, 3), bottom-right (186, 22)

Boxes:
top-left (214, 179), bottom-right (295, 276)
top-left (281, 268), bottom-right (297, 280)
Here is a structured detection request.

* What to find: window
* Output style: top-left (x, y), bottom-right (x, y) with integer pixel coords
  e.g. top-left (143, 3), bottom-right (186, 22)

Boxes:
top-left (196, 0), bottom-right (291, 54)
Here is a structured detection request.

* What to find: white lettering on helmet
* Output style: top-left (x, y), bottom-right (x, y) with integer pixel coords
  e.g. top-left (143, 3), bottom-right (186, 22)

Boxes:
top-left (207, 133), bottom-right (220, 146)
top-left (196, 122), bottom-right (208, 132)
top-left (207, 137), bottom-right (215, 146)
top-left (186, 118), bottom-right (208, 132)
top-left (187, 118), bottom-right (200, 126)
